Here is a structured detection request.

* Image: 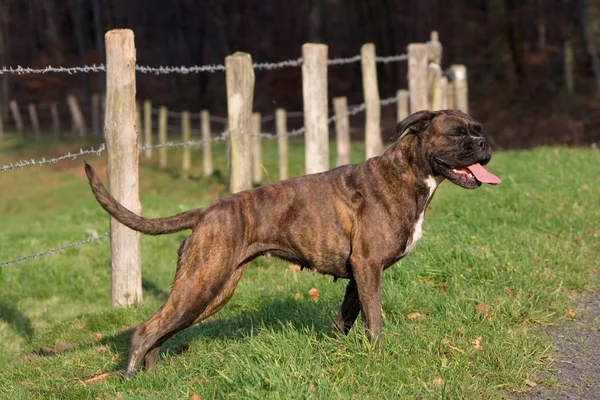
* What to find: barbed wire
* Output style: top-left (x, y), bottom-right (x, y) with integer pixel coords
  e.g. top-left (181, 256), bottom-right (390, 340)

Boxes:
top-left (0, 231), bottom-right (110, 268)
top-left (0, 53), bottom-right (408, 76)
top-left (138, 131), bottom-right (230, 151)
top-left (0, 144), bottom-right (106, 172)
top-left (2, 93), bottom-right (407, 172)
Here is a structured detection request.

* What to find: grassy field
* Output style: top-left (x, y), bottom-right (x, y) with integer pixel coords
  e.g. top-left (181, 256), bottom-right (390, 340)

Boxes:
top-left (0, 133), bottom-right (598, 399)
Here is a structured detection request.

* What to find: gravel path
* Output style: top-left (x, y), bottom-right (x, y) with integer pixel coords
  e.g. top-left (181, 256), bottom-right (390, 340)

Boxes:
top-left (518, 290), bottom-right (600, 399)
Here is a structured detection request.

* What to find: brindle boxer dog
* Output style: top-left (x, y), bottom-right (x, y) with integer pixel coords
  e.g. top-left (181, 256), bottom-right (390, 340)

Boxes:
top-left (84, 109), bottom-right (500, 378)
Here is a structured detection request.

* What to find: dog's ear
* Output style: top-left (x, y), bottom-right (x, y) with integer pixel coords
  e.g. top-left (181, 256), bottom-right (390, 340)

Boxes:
top-left (393, 110), bottom-right (439, 140)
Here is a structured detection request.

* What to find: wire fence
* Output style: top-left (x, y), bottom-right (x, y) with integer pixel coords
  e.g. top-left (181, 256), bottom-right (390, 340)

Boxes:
top-left (0, 231), bottom-right (110, 268)
top-left (0, 53), bottom-right (407, 76)
top-left (1, 92), bottom-right (406, 173)
top-left (1, 50), bottom-right (410, 268)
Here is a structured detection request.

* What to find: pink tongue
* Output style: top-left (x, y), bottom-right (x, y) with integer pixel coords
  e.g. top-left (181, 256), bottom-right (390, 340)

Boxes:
top-left (466, 163), bottom-right (501, 185)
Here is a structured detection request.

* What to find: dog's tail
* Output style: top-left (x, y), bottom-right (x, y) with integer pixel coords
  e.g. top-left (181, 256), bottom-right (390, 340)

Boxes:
top-left (84, 162), bottom-right (199, 235)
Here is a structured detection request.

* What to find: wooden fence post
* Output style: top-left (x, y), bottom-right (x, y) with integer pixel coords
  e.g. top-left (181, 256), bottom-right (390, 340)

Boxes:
top-left (407, 43), bottom-right (428, 113)
top-left (226, 52), bottom-right (254, 193)
top-left (67, 94), bottom-right (87, 138)
top-left (426, 30), bottom-right (443, 65)
top-left (104, 28), bottom-right (142, 307)
top-left (361, 43), bottom-right (383, 159)
top-left (449, 64), bottom-right (468, 113)
top-left (200, 110), bottom-right (213, 176)
top-left (428, 63), bottom-right (443, 111)
top-left (144, 100), bottom-right (152, 159)
top-left (159, 106), bottom-right (167, 169)
top-left (446, 81), bottom-right (456, 109)
top-left (440, 77), bottom-right (449, 109)
top-left (28, 104), bottom-right (41, 140)
top-left (396, 89), bottom-right (409, 122)
top-left (91, 93), bottom-right (101, 135)
top-left (333, 96), bottom-right (350, 166)
top-left (252, 112), bottom-right (262, 184)
top-left (50, 102), bottom-right (60, 140)
top-left (9, 100), bottom-right (23, 135)
top-left (182, 110), bottom-right (191, 174)
top-left (136, 101), bottom-right (143, 148)
top-left (0, 107), bottom-right (3, 139)
top-left (276, 108), bottom-right (288, 181)
top-left (302, 43), bottom-right (329, 174)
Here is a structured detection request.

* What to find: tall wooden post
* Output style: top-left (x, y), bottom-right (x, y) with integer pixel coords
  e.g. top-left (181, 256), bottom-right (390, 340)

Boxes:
top-left (144, 100), bottom-right (152, 159)
top-left (226, 52), bottom-right (254, 193)
top-left (302, 43), bottom-right (329, 174)
top-left (9, 100), bottom-right (23, 135)
top-left (440, 77), bottom-right (449, 109)
top-left (50, 102), bottom-right (60, 140)
top-left (67, 94), bottom-right (87, 138)
top-left (104, 29), bottom-right (142, 307)
top-left (333, 96), bottom-right (350, 166)
top-left (159, 106), bottom-right (167, 169)
top-left (0, 106), bottom-right (3, 139)
top-left (428, 63), bottom-right (443, 111)
top-left (200, 110), bottom-right (213, 176)
top-left (28, 104), bottom-right (41, 140)
top-left (407, 43), bottom-right (428, 113)
top-left (276, 108), bottom-right (288, 181)
top-left (251, 112), bottom-right (262, 184)
top-left (449, 65), bottom-right (468, 113)
top-left (182, 110), bottom-right (191, 174)
top-left (91, 93), bottom-right (101, 135)
top-left (396, 89), bottom-right (409, 122)
top-left (361, 43), bottom-right (383, 159)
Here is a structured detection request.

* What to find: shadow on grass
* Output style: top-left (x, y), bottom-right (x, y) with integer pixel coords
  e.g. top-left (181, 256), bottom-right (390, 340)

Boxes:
top-left (100, 293), bottom-right (337, 373)
top-left (0, 299), bottom-right (35, 341)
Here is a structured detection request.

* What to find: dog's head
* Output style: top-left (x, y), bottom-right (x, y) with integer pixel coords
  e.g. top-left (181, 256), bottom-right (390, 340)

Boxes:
top-left (394, 109), bottom-right (500, 189)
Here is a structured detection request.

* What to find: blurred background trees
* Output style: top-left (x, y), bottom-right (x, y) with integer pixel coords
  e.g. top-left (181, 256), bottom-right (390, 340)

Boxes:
top-left (1, 0), bottom-right (598, 147)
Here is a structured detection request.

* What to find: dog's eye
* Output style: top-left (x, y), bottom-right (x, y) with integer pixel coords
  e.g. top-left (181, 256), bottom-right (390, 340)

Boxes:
top-left (458, 127), bottom-right (467, 135)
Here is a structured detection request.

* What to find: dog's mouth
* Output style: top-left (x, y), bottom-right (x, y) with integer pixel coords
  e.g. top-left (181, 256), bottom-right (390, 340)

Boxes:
top-left (434, 158), bottom-right (501, 189)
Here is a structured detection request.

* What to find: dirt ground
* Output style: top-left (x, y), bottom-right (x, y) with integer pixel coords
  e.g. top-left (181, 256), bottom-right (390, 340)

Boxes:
top-left (517, 289), bottom-right (600, 399)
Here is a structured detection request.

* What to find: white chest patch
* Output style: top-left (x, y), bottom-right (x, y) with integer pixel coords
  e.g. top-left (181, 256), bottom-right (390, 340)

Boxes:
top-left (401, 176), bottom-right (441, 257)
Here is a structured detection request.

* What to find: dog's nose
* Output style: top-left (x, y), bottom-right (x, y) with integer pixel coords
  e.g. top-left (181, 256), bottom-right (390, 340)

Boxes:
top-left (475, 137), bottom-right (488, 150)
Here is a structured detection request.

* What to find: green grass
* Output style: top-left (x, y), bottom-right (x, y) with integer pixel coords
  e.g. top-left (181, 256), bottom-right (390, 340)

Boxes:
top-left (0, 132), bottom-right (598, 399)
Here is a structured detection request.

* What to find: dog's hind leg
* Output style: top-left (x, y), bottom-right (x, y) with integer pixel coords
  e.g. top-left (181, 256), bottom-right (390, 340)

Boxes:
top-left (124, 234), bottom-right (244, 378)
top-left (331, 279), bottom-right (361, 335)
top-left (142, 264), bottom-right (248, 374)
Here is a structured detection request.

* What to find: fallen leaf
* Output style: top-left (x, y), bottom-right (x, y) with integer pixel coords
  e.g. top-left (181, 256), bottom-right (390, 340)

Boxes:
top-left (420, 276), bottom-right (434, 285)
top-left (525, 379), bottom-right (537, 388)
top-left (567, 309), bottom-right (576, 318)
top-left (295, 292), bottom-right (302, 299)
top-left (308, 288), bottom-right (319, 301)
top-left (476, 304), bottom-right (489, 317)
top-left (81, 372), bottom-right (112, 386)
top-left (430, 377), bottom-right (444, 389)
top-left (276, 285), bottom-right (284, 290)
top-left (472, 336), bottom-right (483, 350)
top-left (439, 283), bottom-right (447, 293)
top-left (406, 312), bottom-right (423, 320)
top-left (581, 183), bottom-right (589, 191)
top-left (506, 288), bottom-right (515, 296)
top-left (111, 352), bottom-right (120, 362)
top-left (95, 333), bottom-right (104, 341)
top-left (309, 383), bottom-right (316, 395)
top-left (190, 394), bottom-right (202, 400)
top-left (288, 264), bottom-right (302, 272)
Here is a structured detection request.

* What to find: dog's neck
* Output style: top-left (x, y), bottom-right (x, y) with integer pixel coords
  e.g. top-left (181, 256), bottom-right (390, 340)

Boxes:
top-left (381, 135), bottom-right (441, 185)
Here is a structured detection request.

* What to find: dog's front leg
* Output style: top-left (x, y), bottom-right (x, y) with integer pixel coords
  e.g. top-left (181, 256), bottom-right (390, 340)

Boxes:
top-left (351, 258), bottom-right (383, 351)
top-left (331, 279), bottom-right (361, 335)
